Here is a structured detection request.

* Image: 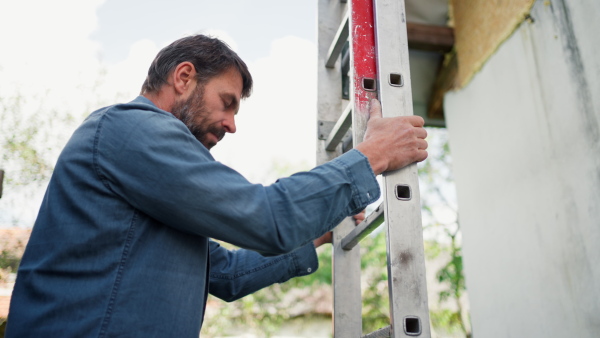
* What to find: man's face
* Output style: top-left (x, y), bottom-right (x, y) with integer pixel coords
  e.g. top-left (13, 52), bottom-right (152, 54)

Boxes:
top-left (171, 67), bottom-right (242, 150)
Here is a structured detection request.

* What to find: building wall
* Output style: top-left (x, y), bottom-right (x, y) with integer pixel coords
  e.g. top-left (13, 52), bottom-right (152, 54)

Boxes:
top-left (444, 1), bottom-right (600, 337)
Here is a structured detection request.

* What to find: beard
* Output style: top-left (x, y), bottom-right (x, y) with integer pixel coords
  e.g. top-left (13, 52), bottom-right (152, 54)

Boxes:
top-left (170, 86), bottom-right (226, 150)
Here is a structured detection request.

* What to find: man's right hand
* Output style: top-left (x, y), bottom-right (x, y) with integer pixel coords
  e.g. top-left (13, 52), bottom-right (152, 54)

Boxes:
top-left (355, 99), bottom-right (428, 175)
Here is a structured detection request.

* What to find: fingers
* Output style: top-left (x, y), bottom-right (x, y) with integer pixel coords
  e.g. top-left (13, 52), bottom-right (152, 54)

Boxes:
top-left (353, 209), bottom-right (366, 225)
top-left (406, 115), bottom-right (425, 127)
top-left (414, 125), bottom-right (428, 139)
top-left (368, 99), bottom-right (383, 120)
top-left (416, 149), bottom-right (428, 162)
top-left (370, 101), bottom-right (424, 130)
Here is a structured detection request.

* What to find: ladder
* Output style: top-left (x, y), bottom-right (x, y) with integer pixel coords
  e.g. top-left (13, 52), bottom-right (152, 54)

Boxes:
top-left (316, 0), bottom-right (430, 337)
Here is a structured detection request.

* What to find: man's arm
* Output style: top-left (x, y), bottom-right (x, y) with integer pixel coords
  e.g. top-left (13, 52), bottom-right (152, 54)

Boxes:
top-left (208, 240), bottom-right (318, 302)
top-left (96, 99), bottom-right (425, 256)
top-left (209, 211), bottom-right (365, 301)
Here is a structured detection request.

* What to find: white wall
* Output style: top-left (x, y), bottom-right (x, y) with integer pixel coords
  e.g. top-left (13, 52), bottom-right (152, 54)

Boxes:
top-left (444, 0), bottom-right (600, 337)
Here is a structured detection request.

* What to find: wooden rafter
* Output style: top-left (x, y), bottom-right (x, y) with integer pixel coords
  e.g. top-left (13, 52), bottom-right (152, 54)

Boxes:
top-left (407, 22), bottom-right (454, 53)
top-left (404, 23), bottom-right (457, 121)
top-left (427, 51), bottom-right (458, 120)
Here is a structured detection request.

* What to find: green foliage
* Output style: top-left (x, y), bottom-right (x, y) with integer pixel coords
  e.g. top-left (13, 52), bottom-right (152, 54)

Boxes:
top-left (0, 90), bottom-right (80, 226)
top-left (0, 94), bottom-right (56, 187)
top-left (437, 237), bottom-right (465, 303)
top-left (0, 249), bottom-right (21, 272)
top-left (430, 308), bottom-right (468, 336)
top-left (0, 231), bottom-right (28, 282)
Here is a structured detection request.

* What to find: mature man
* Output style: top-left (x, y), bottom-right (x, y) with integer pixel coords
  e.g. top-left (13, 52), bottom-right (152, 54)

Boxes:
top-left (7, 35), bottom-right (427, 337)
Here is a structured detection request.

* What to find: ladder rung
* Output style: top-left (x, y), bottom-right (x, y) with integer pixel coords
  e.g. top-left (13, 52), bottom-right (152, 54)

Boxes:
top-left (325, 102), bottom-right (353, 151)
top-left (325, 11), bottom-right (349, 68)
top-left (341, 202), bottom-right (384, 250)
top-left (362, 325), bottom-right (391, 338)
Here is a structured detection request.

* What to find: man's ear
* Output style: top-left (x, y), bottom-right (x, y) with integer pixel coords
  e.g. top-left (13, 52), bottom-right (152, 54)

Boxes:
top-left (172, 61), bottom-right (197, 96)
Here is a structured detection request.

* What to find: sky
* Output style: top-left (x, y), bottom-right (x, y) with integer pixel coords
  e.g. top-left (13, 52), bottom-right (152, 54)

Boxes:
top-left (0, 0), bottom-right (320, 226)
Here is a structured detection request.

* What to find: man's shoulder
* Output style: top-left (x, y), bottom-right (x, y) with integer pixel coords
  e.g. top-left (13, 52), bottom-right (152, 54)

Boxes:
top-left (91, 97), bottom-right (202, 153)
top-left (82, 97), bottom-right (186, 140)
top-left (97, 97), bottom-right (174, 122)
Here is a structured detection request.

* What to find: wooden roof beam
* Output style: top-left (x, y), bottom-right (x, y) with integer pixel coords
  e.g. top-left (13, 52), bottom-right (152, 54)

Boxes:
top-left (407, 22), bottom-right (454, 53)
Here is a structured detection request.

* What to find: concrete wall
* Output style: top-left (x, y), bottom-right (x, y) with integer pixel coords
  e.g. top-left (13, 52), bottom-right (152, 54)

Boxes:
top-left (444, 1), bottom-right (600, 337)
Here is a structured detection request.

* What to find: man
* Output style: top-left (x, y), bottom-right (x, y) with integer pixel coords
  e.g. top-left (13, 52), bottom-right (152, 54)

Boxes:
top-left (7, 35), bottom-right (427, 337)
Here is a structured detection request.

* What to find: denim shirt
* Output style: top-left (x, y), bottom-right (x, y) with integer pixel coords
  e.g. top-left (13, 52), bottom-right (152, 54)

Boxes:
top-left (7, 96), bottom-right (379, 337)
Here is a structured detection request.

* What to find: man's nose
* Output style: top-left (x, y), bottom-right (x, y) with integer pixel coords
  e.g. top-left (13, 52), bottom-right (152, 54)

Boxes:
top-left (222, 115), bottom-right (236, 133)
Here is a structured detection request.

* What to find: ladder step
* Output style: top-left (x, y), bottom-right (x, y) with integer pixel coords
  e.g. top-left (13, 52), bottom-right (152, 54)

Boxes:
top-left (341, 202), bottom-right (384, 250)
top-left (362, 325), bottom-right (391, 338)
top-left (324, 102), bottom-right (352, 151)
top-left (325, 10), bottom-right (349, 68)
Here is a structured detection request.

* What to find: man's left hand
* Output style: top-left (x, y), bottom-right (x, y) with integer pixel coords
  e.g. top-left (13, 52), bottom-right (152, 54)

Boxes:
top-left (313, 210), bottom-right (366, 248)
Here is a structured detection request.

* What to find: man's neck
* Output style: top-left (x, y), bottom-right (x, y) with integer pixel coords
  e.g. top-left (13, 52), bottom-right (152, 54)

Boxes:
top-left (143, 89), bottom-right (176, 112)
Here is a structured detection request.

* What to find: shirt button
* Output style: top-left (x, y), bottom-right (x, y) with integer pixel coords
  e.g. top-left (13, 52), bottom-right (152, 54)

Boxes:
top-left (307, 268), bottom-right (312, 273)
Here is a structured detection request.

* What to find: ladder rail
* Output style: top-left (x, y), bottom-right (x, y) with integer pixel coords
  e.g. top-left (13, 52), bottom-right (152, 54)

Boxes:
top-left (317, 1), bottom-right (363, 336)
top-left (372, 0), bottom-right (431, 333)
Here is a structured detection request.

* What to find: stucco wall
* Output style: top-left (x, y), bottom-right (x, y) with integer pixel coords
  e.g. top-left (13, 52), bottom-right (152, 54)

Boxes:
top-left (444, 1), bottom-right (600, 337)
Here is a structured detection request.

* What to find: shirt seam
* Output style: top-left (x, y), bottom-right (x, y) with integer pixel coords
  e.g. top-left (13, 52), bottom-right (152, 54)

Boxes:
top-left (93, 110), bottom-right (113, 191)
top-left (98, 210), bottom-right (138, 338)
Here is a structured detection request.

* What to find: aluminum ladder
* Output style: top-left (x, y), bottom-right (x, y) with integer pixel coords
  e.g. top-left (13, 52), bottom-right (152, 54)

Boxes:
top-left (316, 0), bottom-right (431, 337)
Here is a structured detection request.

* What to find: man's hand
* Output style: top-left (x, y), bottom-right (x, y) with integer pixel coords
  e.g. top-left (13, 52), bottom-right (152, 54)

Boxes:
top-left (313, 231), bottom-right (333, 248)
top-left (313, 210), bottom-right (367, 248)
top-left (355, 99), bottom-right (428, 175)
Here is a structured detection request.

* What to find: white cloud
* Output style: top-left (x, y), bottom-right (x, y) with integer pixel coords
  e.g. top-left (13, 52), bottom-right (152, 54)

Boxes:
top-left (102, 39), bottom-right (160, 100)
top-left (0, 0), bottom-right (105, 96)
top-left (198, 29), bottom-right (240, 52)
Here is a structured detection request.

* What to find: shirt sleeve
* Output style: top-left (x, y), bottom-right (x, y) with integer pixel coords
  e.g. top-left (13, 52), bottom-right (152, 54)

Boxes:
top-left (207, 240), bottom-right (318, 302)
top-left (95, 103), bottom-right (380, 255)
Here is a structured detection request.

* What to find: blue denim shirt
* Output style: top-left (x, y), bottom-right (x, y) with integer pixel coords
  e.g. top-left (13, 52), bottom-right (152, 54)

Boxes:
top-left (7, 96), bottom-right (379, 337)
